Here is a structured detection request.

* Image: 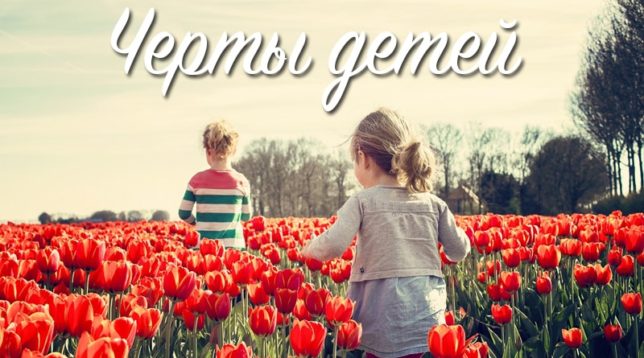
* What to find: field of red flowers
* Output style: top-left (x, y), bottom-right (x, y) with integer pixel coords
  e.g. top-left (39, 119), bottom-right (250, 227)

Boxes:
top-left (0, 212), bottom-right (642, 358)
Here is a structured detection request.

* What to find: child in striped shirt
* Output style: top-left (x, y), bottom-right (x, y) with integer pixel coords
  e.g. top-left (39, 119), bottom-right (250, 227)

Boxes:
top-left (178, 120), bottom-right (252, 249)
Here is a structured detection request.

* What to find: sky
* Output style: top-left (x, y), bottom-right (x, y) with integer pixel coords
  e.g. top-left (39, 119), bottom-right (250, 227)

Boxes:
top-left (0, 0), bottom-right (606, 222)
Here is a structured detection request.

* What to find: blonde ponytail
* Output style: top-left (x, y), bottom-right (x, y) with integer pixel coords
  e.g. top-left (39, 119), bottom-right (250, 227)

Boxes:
top-left (352, 108), bottom-right (434, 193)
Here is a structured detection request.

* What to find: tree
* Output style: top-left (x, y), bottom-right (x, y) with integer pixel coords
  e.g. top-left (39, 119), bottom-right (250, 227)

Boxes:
top-left (89, 210), bottom-right (118, 222)
top-left (127, 210), bottom-right (144, 222)
top-left (37, 212), bottom-right (52, 224)
top-left (479, 171), bottom-right (520, 214)
top-left (426, 124), bottom-right (462, 197)
top-left (151, 210), bottom-right (170, 221)
top-left (523, 136), bottom-right (609, 214)
top-left (571, 0), bottom-right (643, 195)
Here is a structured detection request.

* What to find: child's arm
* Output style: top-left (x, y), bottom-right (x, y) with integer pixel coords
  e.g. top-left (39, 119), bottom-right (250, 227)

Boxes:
top-left (437, 203), bottom-right (471, 262)
top-left (178, 184), bottom-right (196, 225)
top-left (301, 196), bottom-right (361, 261)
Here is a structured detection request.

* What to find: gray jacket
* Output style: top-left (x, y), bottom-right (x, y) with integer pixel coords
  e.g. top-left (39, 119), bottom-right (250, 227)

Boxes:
top-left (301, 185), bottom-right (471, 282)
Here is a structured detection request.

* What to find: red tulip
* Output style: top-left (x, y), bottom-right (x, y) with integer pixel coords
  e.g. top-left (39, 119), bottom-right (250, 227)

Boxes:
top-left (247, 283), bottom-right (269, 306)
top-left (181, 310), bottom-right (205, 331)
top-left (476, 272), bottom-right (486, 283)
top-left (36, 248), bottom-right (61, 273)
top-left (499, 271), bottom-right (521, 292)
top-left (75, 238), bottom-right (106, 271)
top-left (14, 312), bottom-right (55, 355)
top-left (427, 324), bottom-right (467, 358)
top-left (560, 239), bottom-right (582, 257)
top-left (535, 273), bottom-right (552, 295)
top-left (624, 227), bottom-right (643, 254)
top-left (620, 292), bottom-right (642, 315)
top-left (581, 242), bottom-right (604, 262)
top-left (445, 311), bottom-right (455, 325)
top-left (275, 269), bottom-right (305, 291)
top-left (616, 255), bottom-right (634, 277)
top-left (304, 287), bottom-right (330, 317)
top-left (325, 296), bottom-right (354, 325)
top-left (76, 331), bottom-right (128, 358)
top-left (0, 329), bottom-right (21, 358)
top-left (130, 307), bottom-right (162, 339)
top-left (66, 296), bottom-right (96, 337)
top-left (163, 266), bottom-right (197, 300)
top-left (337, 319), bottom-right (362, 350)
top-left (573, 264), bottom-right (596, 288)
top-left (536, 245), bottom-right (560, 270)
top-left (248, 305), bottom-right (277, 336)
top-left (607, 247), bottom-right (622, 266)
top-left (274, 288), bottom-right (298, 314)
top-left (561, 328), bottom-right (583, 349)
top-left (231, 259), bottom-right (253, 286)
top-left (491, 304), bottom-right (512, 325)
top-left (501, 249), bottom-right (520, 268)
top-left (486, 283), bottom-right (511, 302)
top-left (463, 341), bottom-right (489, 358)
top-left (205, 271), bottom-right (228, 293)
top-left (290, 319), bottom-right (327, 357)
top-left (205, 292), bottom-right (231, 321)
top-left (293, 299), bottom-right (312, 321)
top-left (91, 317), bottom-right (137, 348)
top-left (593, 264), bottom-right (612, 286)
top-left (603, 324), bottom-right (622, 342)
top-left (216, 342), bottom-right (253, 358)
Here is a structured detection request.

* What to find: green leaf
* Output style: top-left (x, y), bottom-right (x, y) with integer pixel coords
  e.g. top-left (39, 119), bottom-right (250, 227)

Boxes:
top-left (551, 342), bottom-right (570, 358)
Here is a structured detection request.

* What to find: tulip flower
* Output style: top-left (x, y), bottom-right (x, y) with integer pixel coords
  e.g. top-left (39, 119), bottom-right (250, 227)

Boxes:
top-left (13, 312), bottom-right (55, 355)
top-left (325, 296), bottom-right (354, 326)
top-left (536, 245), bottom-right (560, 270)
top-left (463, 341), bottom-right (489, 358)
top-left (337, 319), bottom-right (362, 350)
top-left (293, 299), bottom-right (312, 321)
top-left (593, 264), bottom-right (612, 286)
top-left (501, 249), bottom-right (521, 268)
top-left (603, 323), bottom-right (622, 342)
top-left (91, 317), bottom-right (137, 348)
top-left (573, 264), bottom-right (596, 288)
top-left (561, 328), bottom-right (583, 349)
top-left (304, 287), bottom-right (330, 317)
top-left (65, 296), bottom-right (95, 337)
top-left (290, 319), bottom-right (327, 357)
top-left (163, 266), bottom-right (197, 300)
top-left (216, 342), bottom-right (254, 358)
top-left (181, 309), bottom-right (205, 331)
top-left (491, 304), bottom-right (512, 325)
top-left (616, 255), bottom-right (635, 277)
top-left (205, 271), bottom-right (228, 293)
top-left (205, 292), bottom-right (231, 321)
top-left (620, 292), bottom-right (642, 315)
top-left (607, 247), bottom-right (623, 266)
top-left (130, 307), bottom-right (163, 339)
top-left (499, 271), bottom-right (521, 292)
top-left (247, 282), bottom-right (270, 306)
top-left (427, 324), bottom-right (467, 358)
top-left (248, 305), bottom-right (277, 336)
top-left (560, 239), bottom-right (582, 257)
top-left (275, 268), bottom-right (305, 291)
top-left (76, 332), bottom-right (129, 358)
top-left (445, 310), bottom-right (455, 325)
top-left (275, 288), bottom-right (298, 314)
top-left (535, 273), bottom-right (552, 295)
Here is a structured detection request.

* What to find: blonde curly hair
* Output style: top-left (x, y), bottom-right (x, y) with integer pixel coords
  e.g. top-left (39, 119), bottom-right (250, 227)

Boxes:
top-left (202, 120), bottom-right (239, 157)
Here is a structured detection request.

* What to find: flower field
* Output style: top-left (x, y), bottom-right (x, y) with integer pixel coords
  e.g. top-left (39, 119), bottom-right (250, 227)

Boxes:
top-left (0, 212), bottom-right (642, 358)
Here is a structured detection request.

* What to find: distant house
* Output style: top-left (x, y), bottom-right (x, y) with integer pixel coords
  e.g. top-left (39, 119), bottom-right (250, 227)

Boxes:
top-left (444, 184), bottom-right (485, 215)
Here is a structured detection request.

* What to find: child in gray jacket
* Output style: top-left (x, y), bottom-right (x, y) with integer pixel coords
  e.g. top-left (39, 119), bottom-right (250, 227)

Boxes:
top-left (301, 108), bottom-right (471, 358)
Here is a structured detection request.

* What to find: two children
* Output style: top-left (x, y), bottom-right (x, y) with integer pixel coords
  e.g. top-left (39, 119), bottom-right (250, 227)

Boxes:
top-left (180, 109), bottom-right (470, 357)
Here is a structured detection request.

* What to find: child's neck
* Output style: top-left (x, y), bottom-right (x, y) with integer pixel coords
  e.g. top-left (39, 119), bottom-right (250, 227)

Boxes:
top-left (367, 173), bottom-right (401, 188)
top-left (209, 158), bottom-right (233, 171)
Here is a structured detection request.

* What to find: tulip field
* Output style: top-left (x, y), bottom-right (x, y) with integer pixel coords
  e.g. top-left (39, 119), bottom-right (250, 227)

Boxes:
top-left (0, 212), bottom-right (642, 358)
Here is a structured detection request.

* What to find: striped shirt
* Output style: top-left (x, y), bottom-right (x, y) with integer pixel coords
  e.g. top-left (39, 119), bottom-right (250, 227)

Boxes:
top-left (178, 169), bottom-right (252, 248)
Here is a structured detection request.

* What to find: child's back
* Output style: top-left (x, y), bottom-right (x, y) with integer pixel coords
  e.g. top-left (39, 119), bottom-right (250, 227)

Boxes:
top-left (180, 168), bottom-right (251, 248)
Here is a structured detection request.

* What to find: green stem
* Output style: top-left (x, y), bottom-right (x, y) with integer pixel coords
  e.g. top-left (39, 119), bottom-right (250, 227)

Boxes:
top-left (164, 299), bottom-right (175, 358)
top-left (612, 343), bottom-right (618, 358)
top-left (69, 269), bottom-right (75, 292)
top-left (332, 325), bottom-right (339, 358)
top-left (193, 320), bottom-right (198, 358)
top-left (84, 270), bottom-right (90, 294)
top-left (634, 314), bottom-right (639, 358)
